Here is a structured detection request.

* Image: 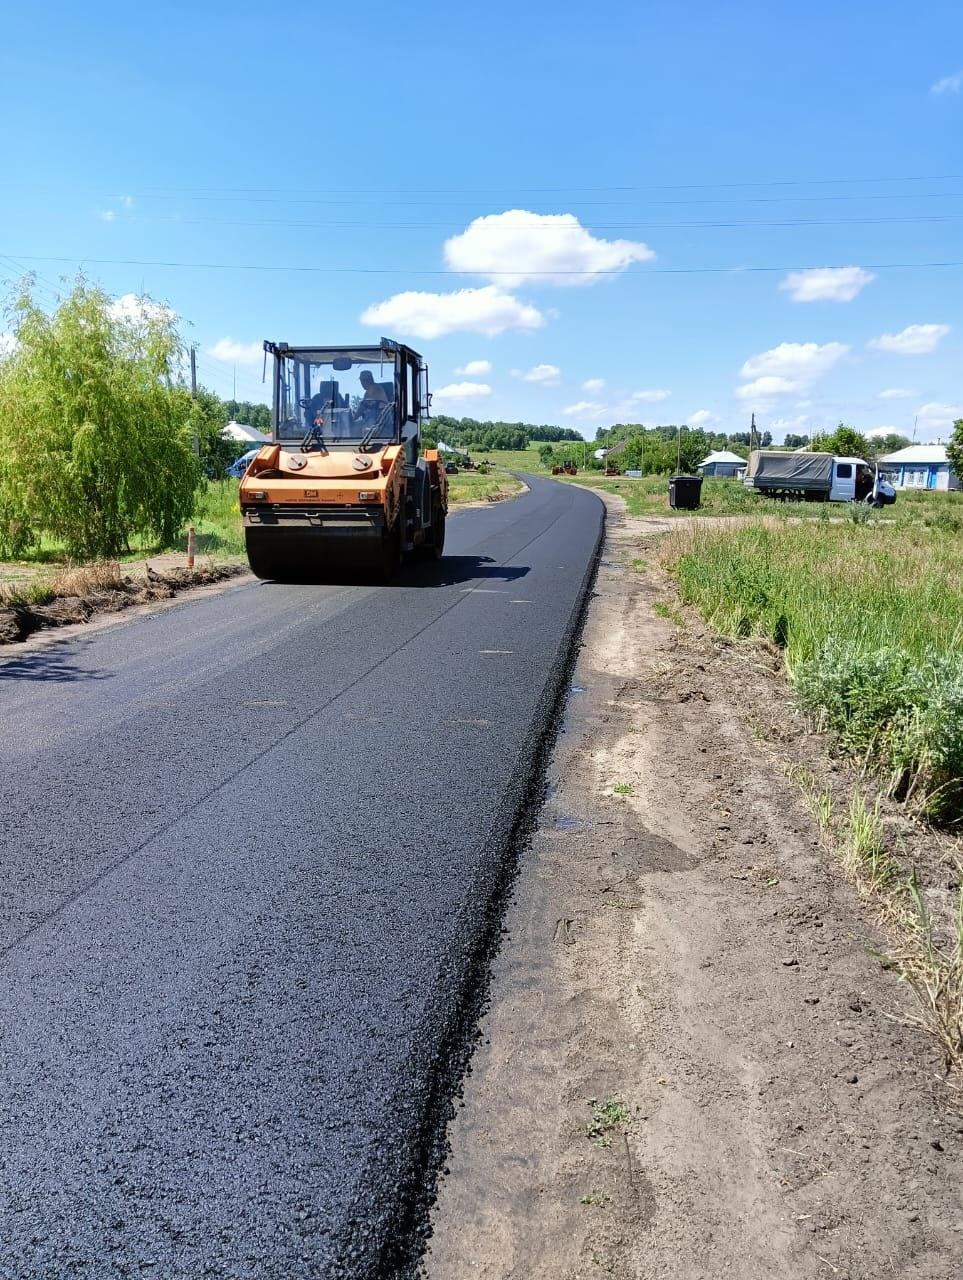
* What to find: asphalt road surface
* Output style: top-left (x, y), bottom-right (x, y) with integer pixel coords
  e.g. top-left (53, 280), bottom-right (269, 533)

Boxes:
top-left (0, 476), bottom-right (603, 1279)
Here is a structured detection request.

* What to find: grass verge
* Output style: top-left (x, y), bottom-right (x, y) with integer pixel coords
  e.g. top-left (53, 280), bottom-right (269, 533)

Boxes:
top-left (446, 469), bottom-right (524, 504)
top-left (662, 520), bottom-right (963, 823)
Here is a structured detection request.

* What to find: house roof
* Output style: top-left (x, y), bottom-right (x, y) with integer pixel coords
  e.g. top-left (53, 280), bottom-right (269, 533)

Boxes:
top-left (879, 444), bottom-right (950, 465)
top-left (222, 420), bottom-right (271, 444)
top-left (699, 450), bottom-right (746, 466)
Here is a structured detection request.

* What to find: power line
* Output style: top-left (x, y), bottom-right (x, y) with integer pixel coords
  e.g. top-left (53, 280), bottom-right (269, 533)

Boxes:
top-left (6, 252), bottom-right (963, 277)
top-left (104, 172), bottom-right (962, 196)
top-left (79, 212), bottom-right (963, 233)
top-left (91, 189), bottom-right (963, 209)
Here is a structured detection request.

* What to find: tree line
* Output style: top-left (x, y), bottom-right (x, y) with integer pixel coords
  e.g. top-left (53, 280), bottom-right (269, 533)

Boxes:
top-left (423, 414), bottom-right (583, 452)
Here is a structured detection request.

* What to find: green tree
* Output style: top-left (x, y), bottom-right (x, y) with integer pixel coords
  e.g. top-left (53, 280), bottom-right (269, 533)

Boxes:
top-left (868, 432), bottom-right (911, 456)
top-left (947, 419), bottom-right (963, 481)
top-left (0, 281), bottom-right (199, 558)
top-left (810, 424), bottom-right (871, 459)
top-left (225, 399), bottom-right (271, 433)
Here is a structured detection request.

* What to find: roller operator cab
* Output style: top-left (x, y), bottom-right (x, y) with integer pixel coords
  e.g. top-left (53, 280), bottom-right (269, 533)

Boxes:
top-left (239, 338), bottom-right (448, 580)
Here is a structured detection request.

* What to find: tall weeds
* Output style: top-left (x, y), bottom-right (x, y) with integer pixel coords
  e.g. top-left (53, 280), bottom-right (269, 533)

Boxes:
top-left (663, 521), bottom-right (963, 823)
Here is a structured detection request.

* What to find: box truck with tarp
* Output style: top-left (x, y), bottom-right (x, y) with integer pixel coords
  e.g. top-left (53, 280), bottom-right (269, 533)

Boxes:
top-left (744, 451), bottom-right (896, 506)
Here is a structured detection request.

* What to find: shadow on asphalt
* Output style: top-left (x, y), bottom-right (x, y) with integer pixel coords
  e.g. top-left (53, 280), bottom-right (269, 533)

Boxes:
top-left (0, 648), bottom-right (111, 683)
top-left (258, 555), bottom-right (532, 589)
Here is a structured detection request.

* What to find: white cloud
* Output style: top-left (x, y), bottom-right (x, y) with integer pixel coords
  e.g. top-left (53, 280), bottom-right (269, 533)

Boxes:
top-left (868, 323), bottom-right (950, 355)
top-left (582, 377), bottom-right (606, 392)
top-left (878, 387), bottom-right (916, 399)
top-left (360, 286), bottom-right (544, 339)
top-left (455, 359), bottom-right (492, 376)
top-left (688, 409), bottom-right (718, 427)
top-left (121, 194), bottom-right (135, 209)
top-left (779, 266), bottom-right (874, 303)
top-left (562, 400), bottom-right (609, 418)
top-left (107, 293), bottom-right (174, 325)
top-left (98, 210), bottom-right (117, 223)
top-left (741, 341), bottom-right (848, 381)
top-left (517, 363), bottom-right (561, 384)
top-left (931, 71), bottom-right (963, 94)
top-left (0, 333), bottom-right (16, 357)
top-left (433, 381), bottom-right (492, 403)
top-left (443, 210), bottom-right (655, 287)
top-left (208, 338), bottom-right (264, 365)
top-left (916, 401), bottom-right (963, 429)
top-left (866, 425), bottom-right (904, 438)
top-left (735, 375), bottom-right (802, 401)
top-left (629, 388), bottom-right (671, 402)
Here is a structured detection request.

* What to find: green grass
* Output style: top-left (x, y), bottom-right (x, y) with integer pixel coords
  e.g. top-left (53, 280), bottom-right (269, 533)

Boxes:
top-left (446, 469), bottom-right (524, 504)
top-left (170, 479), bottom-right (246, 557)
top-left (663, 521), bottom-right (963, 821)
top-left (566, 472), bottom-right (963, 525)
top-left (469, 446), bottom-right (545, 472)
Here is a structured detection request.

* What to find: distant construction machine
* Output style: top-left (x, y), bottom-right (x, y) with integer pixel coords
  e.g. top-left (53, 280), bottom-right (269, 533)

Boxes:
top-left (238, 338), bottom-right (447, 580)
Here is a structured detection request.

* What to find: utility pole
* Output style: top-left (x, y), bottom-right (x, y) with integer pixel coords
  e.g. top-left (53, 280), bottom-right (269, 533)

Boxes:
top-left (189, 344), bottom-right (199, 457)
top-left (677, 422), bottom-right (683, 473)
top-left (750, 412), bottom-right (756, 452)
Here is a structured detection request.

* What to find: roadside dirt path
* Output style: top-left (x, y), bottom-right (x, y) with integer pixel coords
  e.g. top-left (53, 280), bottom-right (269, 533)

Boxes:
top-left (425, 494), bottom-right (963, 1279)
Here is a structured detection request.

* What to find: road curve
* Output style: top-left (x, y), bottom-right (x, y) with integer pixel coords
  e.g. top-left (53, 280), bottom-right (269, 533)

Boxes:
top-left (0, 475), bottom-right (603, 1279)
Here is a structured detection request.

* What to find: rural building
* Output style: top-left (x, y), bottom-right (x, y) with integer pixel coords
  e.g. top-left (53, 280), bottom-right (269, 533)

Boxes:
top-left (878, 444), bottom-right (959, 492)
top-left (697, 449), bottom-right (747, 478)
top-left (222, 420), bottom-right (271, 445)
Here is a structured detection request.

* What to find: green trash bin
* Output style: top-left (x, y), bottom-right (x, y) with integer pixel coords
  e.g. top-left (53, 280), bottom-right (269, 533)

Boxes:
top-left (669, 475), bottom-right (703, 510)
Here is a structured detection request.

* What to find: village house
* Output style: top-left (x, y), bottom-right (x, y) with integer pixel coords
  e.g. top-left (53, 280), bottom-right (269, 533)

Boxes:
top-left (878, 443), bottom-right (959, 492)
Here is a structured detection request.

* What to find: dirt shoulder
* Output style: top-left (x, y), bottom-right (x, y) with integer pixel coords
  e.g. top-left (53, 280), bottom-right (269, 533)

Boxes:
top-left (0, 557), bottom-right (248, 650)
top-left (424, 493), bottom-right (963, 1279)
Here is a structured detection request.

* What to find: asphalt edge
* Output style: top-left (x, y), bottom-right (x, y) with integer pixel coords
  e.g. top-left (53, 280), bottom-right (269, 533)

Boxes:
top-left (380, 482), bottom-right (608, 1277)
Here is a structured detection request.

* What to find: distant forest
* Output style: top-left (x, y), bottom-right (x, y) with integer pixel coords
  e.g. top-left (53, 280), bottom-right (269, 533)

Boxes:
top-left (424, 415), bottom-right (583, 451)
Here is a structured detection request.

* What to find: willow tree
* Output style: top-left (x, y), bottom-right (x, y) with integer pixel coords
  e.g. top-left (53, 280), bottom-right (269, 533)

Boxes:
top-left (0, 281), bottom-right (200, 558)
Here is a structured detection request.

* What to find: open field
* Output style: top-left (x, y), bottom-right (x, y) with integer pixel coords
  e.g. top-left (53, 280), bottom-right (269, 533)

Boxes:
top-left (568, 471), bottom-right (963, 523)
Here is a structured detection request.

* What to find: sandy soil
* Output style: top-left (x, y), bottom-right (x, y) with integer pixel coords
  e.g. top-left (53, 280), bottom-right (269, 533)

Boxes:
top-left (424, 494), bottom-right (963, 1279)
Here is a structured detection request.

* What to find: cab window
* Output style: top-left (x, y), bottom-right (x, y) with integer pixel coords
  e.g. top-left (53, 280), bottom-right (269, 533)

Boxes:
top-left (836, 463), bottom-right (852, 479)
top-left (406, 358), bottom-right (418, 422)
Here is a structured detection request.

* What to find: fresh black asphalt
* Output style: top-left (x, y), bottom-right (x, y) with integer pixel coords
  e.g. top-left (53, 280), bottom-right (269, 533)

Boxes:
top-left (0, 475), bottom-right (603, 1278)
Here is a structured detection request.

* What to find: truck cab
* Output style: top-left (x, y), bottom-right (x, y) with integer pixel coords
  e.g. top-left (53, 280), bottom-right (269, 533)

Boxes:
top-left (830, 457), bottom-right (873, 503)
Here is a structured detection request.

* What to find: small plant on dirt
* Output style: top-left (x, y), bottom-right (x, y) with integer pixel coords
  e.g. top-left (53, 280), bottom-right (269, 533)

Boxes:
top-left (631, 557), bottom-right (646, 573)
top-left (893, 874), bottom-right (963, 1078)
top-left (587, 1097), bottom-right (629, 1146)
top-left (788, 766), bottom-right (834, 837)
top-left (844, 794), bottom-right (895, 893)
top-left (613, 782), bottom-right (634, 796)
top-left (653, 599), bottom-right (686, 628)
top-left (580, 1191), bottom-right (612, 1208)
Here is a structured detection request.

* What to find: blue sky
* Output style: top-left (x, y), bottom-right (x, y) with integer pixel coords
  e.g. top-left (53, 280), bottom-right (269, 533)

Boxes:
top-left (0, 0), bottom-right (960, 441)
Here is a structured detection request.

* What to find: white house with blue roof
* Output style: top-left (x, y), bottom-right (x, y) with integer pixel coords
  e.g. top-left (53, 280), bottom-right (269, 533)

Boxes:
top-left (878, 443), bottom-right (959, 492)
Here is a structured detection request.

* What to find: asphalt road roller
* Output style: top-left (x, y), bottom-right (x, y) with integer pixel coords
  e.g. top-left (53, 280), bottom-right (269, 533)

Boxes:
top-left (239, 338), bottom-right (447, 580)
